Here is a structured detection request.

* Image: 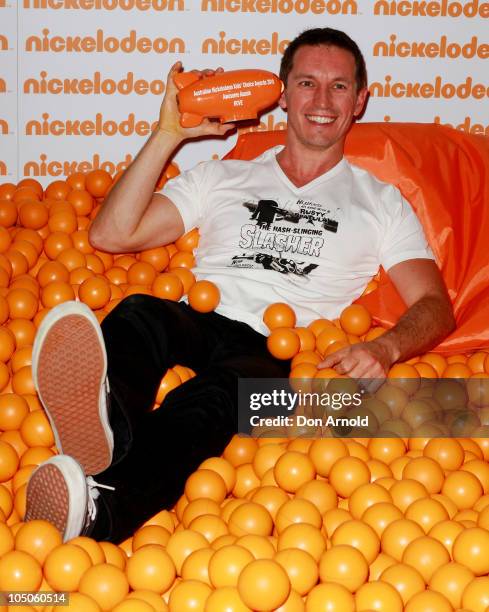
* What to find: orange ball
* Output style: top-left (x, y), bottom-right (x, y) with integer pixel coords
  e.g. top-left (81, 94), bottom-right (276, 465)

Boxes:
top-left (45, 180), bottom-right (70, 200)
top-left (442, 469), bottom-right (483, 510)
top-left (67, 189), bottom-right (94, 216)
top-left (405, 590), bottom-right (453, 612)
top-left (41, 280), bottom-right (76, 308)
top-left (168, 579), bottom-right (212, 611)
top-left (43, 231), bottom-right (73, 260)
top-left (126, 544), bottom-right (176, 593)
top-left (237, 559), bottom-right (290, 611)
top-left (404, 497), bottom-right (449, 533)
top-left (267, 328), bottom-right (301, 360)
top-left (331, 519), bottom-right (380, 565)
top-left (132, 525), bottom-right (172, 550)
top-left (423, 438), bottom-right (464, 471)
top-left (0, 199), bottom-right (18, 227)
top-left (305, 582), bottom-right (354, 612)
top-left (274, 498), bottom-right (322, 533)
top-left (18, 200), bottom-right (49, 229)
top-left (318, 545), bottom-right (368, 592)
top-left (378, 562), bottom-right (425, 605)
top-left (139, 246), bottom-right (170, 272)
top-left (208, 544), bottom-right (254, 588)
top-left (199, 457), bottom-right (236, 494)
top-left (263, 303), bottom-right (296, 330)
top-left (203, 586), bottom-right (250, 612)
top-left (429, 561), bottom-right (474, 609)
top-left (452, 527), bottom-right (489, 576)
top-left (354, 581), bottom-right (403, 612)
top-left (0, 327), bottom-right (16, 363)
top-left (275, 548), bottom-right (318, 597)
top-left (380, 518), bottom-right (425, 562)
top-left (223, 436), bottom-right (258, 467)
top-left (277, 523), bottom-right (326, 562)
top-left (0, 394), bottom-right (29, 431)
top-left (461, 575), bottom-right (489, 611)
top-left (6, 288), bottom-right (38, 320)
top-left (127, 261), bottom-right (157, 287)
top-left (85, 169), bottom-right (113, 198)
top-left (402, 456), bottom-right (444, 494)
top-left (78, 562), bottom-right (129, 610)
top-left (172, 267), bottom-right (195, 294)
top-left (188, 280), bottom-right (220, 313)
top-left (308, 438), bottom-right (349, 477)
top-left (20, 409), bottom-right (54, 447)
top-left (78, 276), bottom-right (111, 309)
top-left (181, 547), bottom-right (213, 585)
top-left (37, 260), bottom-right (70, 287)
top-left (273, 451), bottom-right (316, 493)
top-left (14, 519), bottom-right (62, 565)
top-left (0, 549), bottom-right (42, 591)
top-left (48, 211), bottom-right (77, 234)
top-left (401, 535), bottom-right (450, 582)
top-left (151, 273), bottom-right (184, 301)
top-left (228, 502), bottom-right (273, 537)
top-left (165, 529), bottom-right (209, 574)
top-left (339, 304), bottom-right (372, 336)
top-left (0, 439), bottom-right (20, 482)
top-left (184, 469), bottom-right (227, 504)
top-left (428, 519), bottom-right (464, 556)
top-left (329, 455), bottom-right (370, 498)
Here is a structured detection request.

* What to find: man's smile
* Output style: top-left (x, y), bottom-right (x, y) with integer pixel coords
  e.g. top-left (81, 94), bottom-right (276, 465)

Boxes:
top-left (304, 114), bottom-right (336, 124)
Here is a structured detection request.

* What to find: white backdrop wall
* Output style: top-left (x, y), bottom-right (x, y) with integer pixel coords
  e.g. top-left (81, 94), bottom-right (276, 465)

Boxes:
top-left (1, 0), bottom-right (488, 186)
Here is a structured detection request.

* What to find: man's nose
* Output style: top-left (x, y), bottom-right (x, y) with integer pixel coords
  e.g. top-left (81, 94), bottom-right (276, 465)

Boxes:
top-left (314, 86), bottom-right (332, 108)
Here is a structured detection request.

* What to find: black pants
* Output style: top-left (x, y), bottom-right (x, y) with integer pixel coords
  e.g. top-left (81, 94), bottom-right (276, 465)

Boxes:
top-left (91, 295), bottom-right (289, 543)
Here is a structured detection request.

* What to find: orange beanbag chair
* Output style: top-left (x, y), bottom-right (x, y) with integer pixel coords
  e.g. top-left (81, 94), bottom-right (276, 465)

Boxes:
top-left (224, 123), bottom-right (489, 355)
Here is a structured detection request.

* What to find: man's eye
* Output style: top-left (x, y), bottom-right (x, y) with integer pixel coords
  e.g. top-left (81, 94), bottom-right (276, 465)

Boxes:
top-left (333, 83), bottom-right (347, 90)
top-left (299, 81), bottom-right (313, 87)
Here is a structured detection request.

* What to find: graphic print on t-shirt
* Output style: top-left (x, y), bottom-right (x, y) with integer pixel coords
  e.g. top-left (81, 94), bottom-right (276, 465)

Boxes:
top-left (228, 197), bottom-right (341, 278)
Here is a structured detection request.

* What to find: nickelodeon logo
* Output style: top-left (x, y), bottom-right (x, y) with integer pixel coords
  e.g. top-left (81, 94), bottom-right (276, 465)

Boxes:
top-left (24, 71), bottom-right (165, 95)
top-left (23, 0), bottom-right (184, 10)
top-left (26, 29), bottom-right (185, 54)
top-left (0, 35), bottom-right (8, 51)
top-left (202, 31), bottom-right (289, 55)
top-left (434, 115), bottom-right (489, 136)
top-left (369, 75), bottom-right (489, 99)
top-left (201, 0), bottom-right (356, 14)
top-left (373, 0), bottom-right (489, 17)
top-left (0, 119), bottom-right (8, 134)
top-left (374, 34), bottom-right (489, 59)
top-left (24, 153), bottom-right (134, 178)
top-left (26, 113), bottom-right (159, 136)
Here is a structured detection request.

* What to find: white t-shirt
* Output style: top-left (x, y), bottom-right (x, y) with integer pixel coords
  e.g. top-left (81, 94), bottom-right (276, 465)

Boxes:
top-left (162, 145), bottom-right (434, 335)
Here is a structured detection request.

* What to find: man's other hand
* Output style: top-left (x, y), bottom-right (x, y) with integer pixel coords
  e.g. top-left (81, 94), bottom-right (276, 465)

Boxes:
top-left (318, 340), bottom-right (393, 380)
top-left (158, 62), bottom-right (236, 141)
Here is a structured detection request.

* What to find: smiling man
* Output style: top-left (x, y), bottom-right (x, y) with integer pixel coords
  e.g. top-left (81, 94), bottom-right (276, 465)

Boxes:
top-left (25, 28), bottom-right (454, 544)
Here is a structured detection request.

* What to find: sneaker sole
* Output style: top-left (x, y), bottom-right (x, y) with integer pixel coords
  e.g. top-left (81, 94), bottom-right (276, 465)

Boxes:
top-left (32, 302), bottom-right (113, 475)
top-left (25, 456), bottom-right (87, 542)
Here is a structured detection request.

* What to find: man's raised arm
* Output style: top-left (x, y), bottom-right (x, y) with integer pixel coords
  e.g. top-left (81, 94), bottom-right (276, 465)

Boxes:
top-left (89, 62), bottom-right (234, 254)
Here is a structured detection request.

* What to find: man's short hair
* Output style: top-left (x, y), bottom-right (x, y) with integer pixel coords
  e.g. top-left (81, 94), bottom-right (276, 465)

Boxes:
top-left (279, 28), bottom-right (367, 91)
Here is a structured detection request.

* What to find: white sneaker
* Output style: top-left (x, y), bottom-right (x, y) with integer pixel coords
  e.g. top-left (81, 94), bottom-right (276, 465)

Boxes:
top-left (25, 455), bottom-right (113, 542)
top-left (32, 301), bottom-right (113, 475)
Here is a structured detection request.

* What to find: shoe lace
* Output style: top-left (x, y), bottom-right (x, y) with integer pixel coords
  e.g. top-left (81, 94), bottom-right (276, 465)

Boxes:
top-left (86, 476), bottom-right (115, 522)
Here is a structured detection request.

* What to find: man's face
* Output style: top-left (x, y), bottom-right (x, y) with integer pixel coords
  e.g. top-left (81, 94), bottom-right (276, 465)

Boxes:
top-left (279, 44), bottom-right (368, 154)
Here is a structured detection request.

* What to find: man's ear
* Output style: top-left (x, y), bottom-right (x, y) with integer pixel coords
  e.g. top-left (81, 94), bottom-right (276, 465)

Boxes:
top-left (278, 90), bottom-right (287, 111)
top-left (353, 87), bottom-right (369, 117)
